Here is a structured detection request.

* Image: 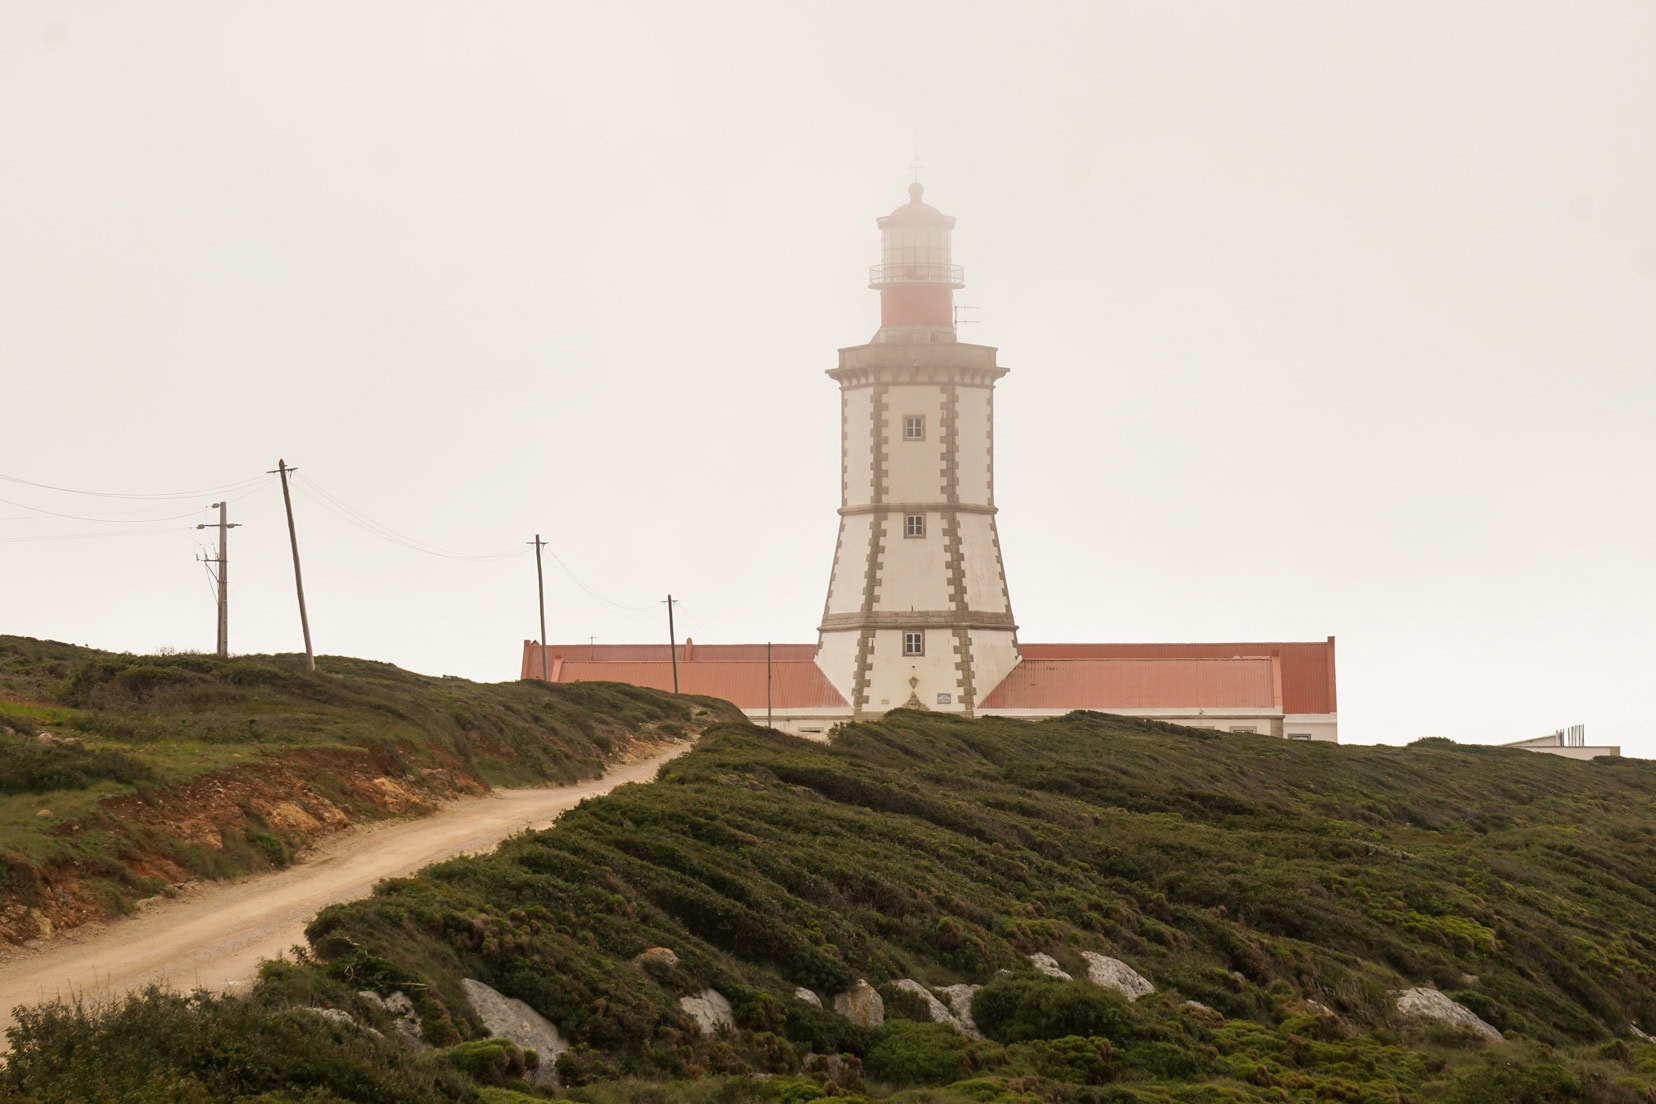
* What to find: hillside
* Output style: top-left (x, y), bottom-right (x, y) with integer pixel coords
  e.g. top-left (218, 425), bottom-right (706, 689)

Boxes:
top-left (0, 636), bottom-right (732, 945)
top-left (5, 707), bottom-right (1653, 1102)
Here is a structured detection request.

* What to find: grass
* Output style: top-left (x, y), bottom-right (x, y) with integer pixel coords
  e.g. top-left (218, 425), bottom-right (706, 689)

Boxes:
top-left (5, 682), bottom-right (1654, 1101)
top-left (0, 635), bottom-right (731, 930)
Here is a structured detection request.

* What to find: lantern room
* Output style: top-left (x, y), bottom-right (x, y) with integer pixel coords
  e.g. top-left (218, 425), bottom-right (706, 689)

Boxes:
top-left (868, 182), bottom-right (964, 332)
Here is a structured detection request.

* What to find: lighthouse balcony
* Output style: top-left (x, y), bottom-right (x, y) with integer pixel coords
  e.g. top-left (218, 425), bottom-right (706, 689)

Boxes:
top-left (868, 262), bottom-right (965, 289)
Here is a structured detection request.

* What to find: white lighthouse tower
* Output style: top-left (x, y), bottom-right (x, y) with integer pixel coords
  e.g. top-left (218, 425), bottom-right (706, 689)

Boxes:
top-left (815, 183), bottom-right (1020, 718)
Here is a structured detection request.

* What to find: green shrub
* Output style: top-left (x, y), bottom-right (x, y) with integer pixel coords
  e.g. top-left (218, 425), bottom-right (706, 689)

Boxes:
top-left (1442, 1059), bottom-right (1583, 1104)
top-left (971, 976), bottom-right (1135, 1045)
top-left (865, 1020), bottom-right (976, 1085)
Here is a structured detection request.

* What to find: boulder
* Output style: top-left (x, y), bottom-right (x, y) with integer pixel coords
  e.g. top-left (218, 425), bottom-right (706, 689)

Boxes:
top-left (460, 978), bottom-right (567, 1084)
top-left (1080, 952), bottom-right (1154, 1002)
top-left (1028, 953), bottom-right (1072, 980)
top-left (832, 979), bottom-right (885, 1028)
top-left (679, 988), bottom-right (734, 1035)
top-left (1393, 987), bottom-right (1501, 1042)
top-left (1632, 1023), bottom-right (1653, 1044)
top-left (894, 979), bottom-right (982, 1039)
top-left (632, 946), bottom-right (680, 968)
top-left (794, 987), bottom-right (822, 1007)
top-left (358, 990), bottom-right (428, 1049)
top-left (938, 984), bottom-right (982, 1037)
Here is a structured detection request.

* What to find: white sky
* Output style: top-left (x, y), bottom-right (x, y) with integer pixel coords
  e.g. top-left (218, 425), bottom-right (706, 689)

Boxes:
top-left (2, 2), bottom-right (1652, 757)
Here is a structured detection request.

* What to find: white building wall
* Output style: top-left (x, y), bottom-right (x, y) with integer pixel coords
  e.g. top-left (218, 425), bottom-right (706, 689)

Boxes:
top-left (862, 628), bottom-right (965, 713)
top-left (873, 513), bottom-right (952, 611)
top-left (958, 514), bottom-right (1010, 614)
top-left (968, 631), bottom-right (1020, 708)
top-left (953, 388), bottom-right (992, 505)
top-left (824, 513), bottom-right (873, 616)
top-left (843, 388), bottom-right (875, 505)
top-left (814, 632), bottom-right (861, 706)
top-left (885, 385), bottom-right (946, 503)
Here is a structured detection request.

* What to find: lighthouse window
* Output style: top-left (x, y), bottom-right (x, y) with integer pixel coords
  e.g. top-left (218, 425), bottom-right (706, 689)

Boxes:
top-left (903, 631), bottom-right (925, 656)
top-left (903, 415), bottom-right (925, 440)
top-left (904, 514), bottom-right (926, 538)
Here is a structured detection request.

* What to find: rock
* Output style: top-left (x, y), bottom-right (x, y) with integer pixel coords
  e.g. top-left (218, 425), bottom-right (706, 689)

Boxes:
top-left (26, 908), bottom-right (52, 939)
top-left (632, 946), bottom-right (680, 968)
top-left (34, 809), bottom-right (51, 819)
top-left (359, 989), bottom-right (428, 1048)
top-left (1028, 953), bottom-right (1072, 980)
top-left (1393, 987), bottom-right (1501, 1043)
top-left (1080, 952), bottom-right (1154, 1001)
top-left (679, 988), bottom-right (734, 1035)
top-left (459, 978), bottom-right (567, 1084)
top-left (832, 979), bottom-right (885, 1028)
top-left (794, 987), bottom-right (822, 1007)
top-left (938, 984), bottom-right (982, 1037)
top-left (1631, 1023), bottom-right (1653, 1044)
top-left (894, 979), bottom-right (982, 1039)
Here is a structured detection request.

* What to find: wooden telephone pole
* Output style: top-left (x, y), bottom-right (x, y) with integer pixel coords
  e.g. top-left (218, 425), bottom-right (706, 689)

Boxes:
top-left (529, 534), bottom-right (548, 681)
top-left (271, 459), bottom-right (315, 672)
top-left (664, 594), bottom-right (679, 694)
top-left (195, 501), bottom-right (240, 658)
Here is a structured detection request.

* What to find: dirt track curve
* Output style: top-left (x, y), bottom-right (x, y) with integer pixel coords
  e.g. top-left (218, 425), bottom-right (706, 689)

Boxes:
top-left (0, 743), bottom-right (689, 1042)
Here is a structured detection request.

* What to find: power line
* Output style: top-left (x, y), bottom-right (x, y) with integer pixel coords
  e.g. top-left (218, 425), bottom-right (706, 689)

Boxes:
top-left (290, 474), bottom-right (527, 562)
top-left (0, 495), bottom-right (207, 525)
top-left (0, 471), bottom-right (271, 501)
top-left (0, 526), bottom-right (191, 544)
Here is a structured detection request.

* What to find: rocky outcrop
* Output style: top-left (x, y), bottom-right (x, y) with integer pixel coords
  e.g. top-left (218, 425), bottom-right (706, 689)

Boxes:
top-left (1633, 1023), bottom-right (1654, 1044)
top-left (939, 984), bottom-right (982, 1037)
top-left (460, 978), bottom-right (566, 1084)
top-left (894, 979), bottom-right (982, 1039)
top-left (833, 979), bottom-right (885, 1028)
top-left (679, 988), bottom-right (734, 1035)
top-left (794, 987), bottom-right (822, 1007)
top-left (1393, 987), bottom-right (1501, 1042)
top-left (632, 946), bottom-right (679, 968)
top-left (1080, 952), bottom-right (1154, 1001)
top-left (358, 990), bottom-right (428, 1049)
top-left (1029, 953), bottom-right (1072, 980)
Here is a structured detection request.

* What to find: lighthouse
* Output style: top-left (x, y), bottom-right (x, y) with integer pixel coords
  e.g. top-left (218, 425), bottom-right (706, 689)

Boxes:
top-left (813, 182), bottom-right (1020, 717)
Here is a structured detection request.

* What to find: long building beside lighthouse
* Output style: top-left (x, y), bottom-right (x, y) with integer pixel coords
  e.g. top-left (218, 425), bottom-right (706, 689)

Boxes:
top-left (522, 184), bottom-right (1339, 743)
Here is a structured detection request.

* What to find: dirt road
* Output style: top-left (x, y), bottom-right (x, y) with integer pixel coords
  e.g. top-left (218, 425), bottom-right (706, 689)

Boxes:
top-left (0, 742), bottom-right (689, 1041)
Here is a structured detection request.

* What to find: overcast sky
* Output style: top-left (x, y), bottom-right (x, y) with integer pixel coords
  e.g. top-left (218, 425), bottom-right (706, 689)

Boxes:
top-left (2, 2), bottom-right (1652, 758)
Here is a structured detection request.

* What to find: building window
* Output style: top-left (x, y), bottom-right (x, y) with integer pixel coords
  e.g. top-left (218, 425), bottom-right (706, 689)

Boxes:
top-left (936, 692), bottom-right (952, 705)
top-left (903, 415), bottom-right (925, 440)
top-left (1229, 726), bottom-right (1257, 734)
top-left (1287, 732), bottom-right (1312, 741)
top-left (904, 513), bottom-right (925, 538)
top-left (903, 631), bottom-right (924, 656)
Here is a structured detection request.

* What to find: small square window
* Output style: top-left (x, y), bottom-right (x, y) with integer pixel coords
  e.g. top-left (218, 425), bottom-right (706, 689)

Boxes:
top-left (903, 631), bottom-right (924, 656)
top-left (936, 692), bottom-right (952, 705)
top-left (904, 513), bottom-right (925, 538)
top-left (902, 415), bottom-right (925, 440)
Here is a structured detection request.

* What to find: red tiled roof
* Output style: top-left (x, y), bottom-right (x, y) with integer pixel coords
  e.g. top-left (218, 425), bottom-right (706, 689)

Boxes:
top-left (979, 657), bottom-right (1279, 711)
top-left (523, 642), bottom-right (816, 671)
top-left (1018, 639), bottom-right (1336, 714)
top-left (558, 662), bottom-right (847, 710)
top-left (519, 642), bottom-right (846, 711)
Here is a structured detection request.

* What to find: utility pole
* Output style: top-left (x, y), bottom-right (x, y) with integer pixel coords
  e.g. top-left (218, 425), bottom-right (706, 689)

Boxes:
top-left (529, 534), bottom-right (548, 681)
top-left (195, 501), bottom-right (240, 658)
top-left (664, 594), bottom-right (679, 694)
top-left (766, 641), bottom-right (773, 729)
top-left (271, 459), bottom-right (315, 672)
